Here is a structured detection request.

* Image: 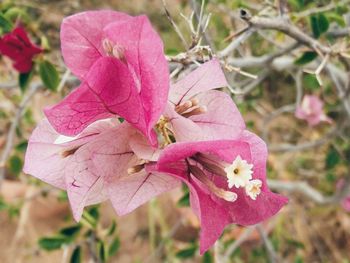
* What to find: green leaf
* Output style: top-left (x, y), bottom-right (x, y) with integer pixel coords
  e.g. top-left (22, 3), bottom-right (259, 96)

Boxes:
top-left (326, 146), bottom-right (341, 169)
top-left (70, 246), bottom-right (81, 263)
top-left (0, 13), bottom-right (12, 33)
top-left (60, 224), bottom-right (82, 237)
top-left (4, 7), bottom-right (30, 24)
top-left (9, 155), bottom-right (23, 176)
top-left (317, 13), bottom-right (329, 34)
top-left (176, 246), bottom-right (197, 259)
top-left (310, 15), bottom-right (320, 38)
top-left (98, 240), bottom-right (107, 263)
top-left (108, 237), bottom-right (120, 257)
top-left (294, 51), bottom-right (318, 65)
top-left (202, 251), bottom-right (213, 263)
top-left (326, 13), bottom-right (345, 27)
top-left (38, 236), bottom-right (69, 251)
top-left (15, 141), bottom-right (28, 152)
top-left (107, 221), bottom-right (116, 236)
top-left (19, 70), bottom-right (33, 93)
top-left (310, 14), bottom-right (329, 39)
top-left (39, 60), bottom-right (60, 92)
top-left (177, 191), bottom-right (190, 207)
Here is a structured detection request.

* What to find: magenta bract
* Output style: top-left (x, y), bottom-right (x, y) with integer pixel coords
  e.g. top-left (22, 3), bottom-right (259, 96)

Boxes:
top-left (157, 131), bottom-right (288, 254)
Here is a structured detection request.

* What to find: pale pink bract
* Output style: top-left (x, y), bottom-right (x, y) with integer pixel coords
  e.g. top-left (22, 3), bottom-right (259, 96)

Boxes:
top-left (165, 59), bottom-right (246, 141)
top-left (24, 118), bottom-right (179, 221)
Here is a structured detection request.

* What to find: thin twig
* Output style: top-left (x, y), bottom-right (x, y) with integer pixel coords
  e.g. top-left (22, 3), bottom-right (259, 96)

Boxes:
top-left (223, 227), bottom-right (254, 262)
top-left (256, 224), bottom-right (279, 263)
top-left (0, 83), bottom-right (41, 189)
top-left (162, 0), bottom-right (189, 49)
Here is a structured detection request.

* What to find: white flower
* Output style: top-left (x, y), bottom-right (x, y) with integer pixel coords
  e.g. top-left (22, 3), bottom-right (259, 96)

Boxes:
top-left (224, 155), bottom-right (253, 188)
top-left (245, 179), bottom-right (262, 200)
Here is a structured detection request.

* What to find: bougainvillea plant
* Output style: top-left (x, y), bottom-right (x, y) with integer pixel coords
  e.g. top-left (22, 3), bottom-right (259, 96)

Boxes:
top-left (24, 10), bottom-right (287, 253)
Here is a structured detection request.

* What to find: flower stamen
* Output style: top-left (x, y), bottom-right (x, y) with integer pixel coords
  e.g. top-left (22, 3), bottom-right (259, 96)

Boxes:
top-left (189, 164), bottom-right (237, 202)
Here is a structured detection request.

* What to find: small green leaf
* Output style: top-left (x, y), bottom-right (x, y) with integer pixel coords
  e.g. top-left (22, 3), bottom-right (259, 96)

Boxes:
top-left (310, 15), bottom-right (320, 38)
top-left (0, 13), bottom-right (12, 33)
top-left (98, 240), bottom-right (107, 263)
top-left (70, 246), bottom-right (81, 263)
top-left (107, 221), bottom-right (116, 236)
top-left (19, 70), bottom-right (33, 93)
top-left (39, 60), bottom-right (60, 92)
top-left (15, 141), bottom-right (28, 152)
top-left (4, 7), bottom-right (30, 24)
top-left (38, 236), bottom-right (69, 251)
top-left (310, 14), bottom-right (329, 39)
top-left (60, 224), bottom-right (82, 237)
top-left (176, 245), bottom-right (197, 259)
top-left (177, 192), bottom-right (190, 207)
top-left (294, 51), bottom-right (318, 65)
top-left (202, 251), bottom-right (213, 263)
top-left (9, 155), bottom-right (23, 176)
top-left (326, 146), bottom-right (341, 169)
top-left (317, 13), bottom-right (329, 34)
top-left (108, 237), bottom-right (120, 257)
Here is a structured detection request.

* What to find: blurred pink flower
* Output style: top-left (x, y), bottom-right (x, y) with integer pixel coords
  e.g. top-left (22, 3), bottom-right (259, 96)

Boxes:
top-left (24, 118), bottom-right (179, 221)
top-left (44, 11), bottom-right (169, 145)
top-left (0, 26), bottom-right (42, 73)
top-left (157, 131), bottom-right (288, 254)
top-left (163, 59), bottom-right (246, 142)
top-left (295, 95), bottom-right (332, 126)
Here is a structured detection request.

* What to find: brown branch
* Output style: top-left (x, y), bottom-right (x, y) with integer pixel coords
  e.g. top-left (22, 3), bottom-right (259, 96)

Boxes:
top-left (239, 9), bottom-right (332, 55)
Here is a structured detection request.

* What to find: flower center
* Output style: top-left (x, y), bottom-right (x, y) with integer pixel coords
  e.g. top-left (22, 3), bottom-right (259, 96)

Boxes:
top-left (155, 115), bottom-right (174, 147)
top-left (175, 98), bottom-right (207, 118)
top-left (102, 38), bottom-right (126, 62)
top-left (188, 164), bottom-right (237, 202)
top-left (192, 153), bottom-right (262, 200)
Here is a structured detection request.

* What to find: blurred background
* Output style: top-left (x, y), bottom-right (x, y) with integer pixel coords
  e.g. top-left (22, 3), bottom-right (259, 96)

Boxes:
top-left (1, 0), bottom-right (350, 262)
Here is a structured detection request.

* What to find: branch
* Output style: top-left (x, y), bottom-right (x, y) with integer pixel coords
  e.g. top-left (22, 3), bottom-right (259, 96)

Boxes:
top-left (0, 83), bottom-right (41, 189)
top-left (268, 176), bottom-right (350, 205)
top-left (239, 9), bottom-right (332, 55)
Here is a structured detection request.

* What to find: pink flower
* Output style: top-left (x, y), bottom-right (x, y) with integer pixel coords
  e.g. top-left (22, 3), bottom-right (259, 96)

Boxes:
top-left (161, 59), bottom-right (245, 143)
top-left (0, 26), bottom-right (42, 73)
top-left (295, 95), bottom-right (332, 126)
top-left (156, 131), bottom-right (288, 254)
top-left (24, 118), bottom-right (180, 221)
top-left (44, 11), bottom-right (169, 145)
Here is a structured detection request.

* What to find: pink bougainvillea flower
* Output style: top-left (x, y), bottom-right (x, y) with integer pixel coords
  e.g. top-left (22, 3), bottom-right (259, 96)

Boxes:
top-left (24, 118), bottom-right (180, 221)
top-left (0, 26), bottom-right (42, 73)
top-left (295, 95), bottom-right (332, 126)
top-left (156, 131), bottom-right (288, 253)
top-left (162, 59), bottom-right (245, 142)
top-left (44, 11), bottom-right (169, 145)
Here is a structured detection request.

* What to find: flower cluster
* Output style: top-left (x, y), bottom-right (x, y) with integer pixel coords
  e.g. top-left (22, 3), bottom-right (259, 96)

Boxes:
top-left (24, 10), bottom-right (287, 253)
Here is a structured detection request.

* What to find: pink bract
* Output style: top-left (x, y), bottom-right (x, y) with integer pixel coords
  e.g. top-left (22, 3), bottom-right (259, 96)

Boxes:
top-left (24, 118), bottom-right (179, 221)
top-left (295, 95), bottom-right (332, 126)
top-left (45, 11), bottom-right (169, 145)
top-left (165, 59), bottom-right (245, 141)
top-left (157, 131), bottom-right (288, 254)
